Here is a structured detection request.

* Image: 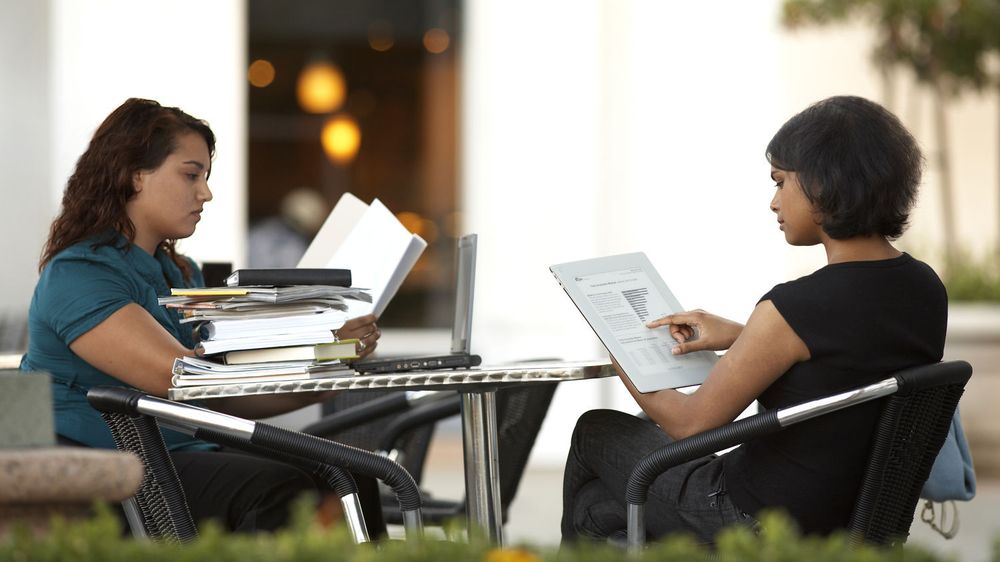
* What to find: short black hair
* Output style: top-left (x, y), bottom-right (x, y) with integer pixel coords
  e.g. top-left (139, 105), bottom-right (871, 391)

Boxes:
top-left (766, 96), bottom-right (923, 240)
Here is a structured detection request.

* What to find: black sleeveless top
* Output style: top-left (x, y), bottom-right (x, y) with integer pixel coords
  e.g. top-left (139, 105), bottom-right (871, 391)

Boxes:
top-left (723, 253), bottom-right (947, 534)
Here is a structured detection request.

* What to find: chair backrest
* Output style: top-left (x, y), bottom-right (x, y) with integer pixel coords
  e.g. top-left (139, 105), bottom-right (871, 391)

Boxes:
top-left (321, 390), bottom-right (436, 483)
top-left (494, 383), bottom-right (558, 514)
top-left (371, 383), bottom-right (559, 526)
top-left (847, 360), bottom-right (972, 545)
top-left (99, 411), bottom-right (198, 542)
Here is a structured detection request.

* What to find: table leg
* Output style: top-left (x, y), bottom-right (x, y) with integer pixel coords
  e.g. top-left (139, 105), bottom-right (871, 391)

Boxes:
top-left (460, 390), bottom-right (504, 544)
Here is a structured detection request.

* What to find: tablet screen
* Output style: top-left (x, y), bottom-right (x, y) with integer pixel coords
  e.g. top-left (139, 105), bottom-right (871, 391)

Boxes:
top-left (551, 252), bottom-right (716, 392)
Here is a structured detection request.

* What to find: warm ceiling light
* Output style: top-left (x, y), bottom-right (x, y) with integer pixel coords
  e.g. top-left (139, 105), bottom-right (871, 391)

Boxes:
top-left (395, 212), bottom-right (439, 242)
top-left (368, 21), bottom-right (395, 52)
top-left (396, 212), bottom-right (423, 234)
top-left (423, 28), bottom-right (450, 54)
top-left (248, 59), bottom-right (276, 88)
top-left (321, 115), bottom-right (361, 165)
top-left (297, 60), bottom-right (346, 114)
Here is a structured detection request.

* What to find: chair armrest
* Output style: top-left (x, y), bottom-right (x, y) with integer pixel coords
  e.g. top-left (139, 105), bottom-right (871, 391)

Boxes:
top-left (195, 427), bottom-right (371, 542)
top-left (625, 410), bottom-right (781, 506)
top-left (195, 428), bottom-right (359, 498)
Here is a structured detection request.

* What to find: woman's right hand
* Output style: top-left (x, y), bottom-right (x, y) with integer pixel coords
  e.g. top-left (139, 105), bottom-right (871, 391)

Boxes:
top-left (646, 309), bottom-right (744, 355)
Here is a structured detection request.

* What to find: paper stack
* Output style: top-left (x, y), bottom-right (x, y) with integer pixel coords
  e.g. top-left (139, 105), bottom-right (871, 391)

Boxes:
top-left (171, 356), bottom-right (356, 387)
top-left (162, 283), bottom-right (371, 386)
top-left (162, 285), bottom-right (371, 355)
top-left (164, 194), bottom-right (426, 390)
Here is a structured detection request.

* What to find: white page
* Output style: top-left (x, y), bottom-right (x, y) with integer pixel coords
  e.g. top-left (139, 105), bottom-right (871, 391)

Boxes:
top-left (297, 192), bottom-right (368, 268)
top-left (374, 234), bottom-right (427, 316)
top-left (575, 267), bottom-right (695, 374)
top-left (325, 199), bottom-right (426, 317)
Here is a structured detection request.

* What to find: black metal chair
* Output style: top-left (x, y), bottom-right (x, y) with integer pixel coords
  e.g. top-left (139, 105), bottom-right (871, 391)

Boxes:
top-left (624, 360), bottom-right (972, 552)
top-left (381, 383), bottom-right (559, 525)
top-left (95, 407), bottom-right (199, 542)
top-left (87, 386), bottom-right (425, 543)
top-left (308, 390), bottom-right (446, 486)
top-left (307, 383), bottom-right (559, 527)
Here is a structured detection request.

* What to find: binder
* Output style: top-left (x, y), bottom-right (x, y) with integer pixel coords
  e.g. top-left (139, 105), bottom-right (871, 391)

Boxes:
top-left (225, 268), bottom-right (351, 287)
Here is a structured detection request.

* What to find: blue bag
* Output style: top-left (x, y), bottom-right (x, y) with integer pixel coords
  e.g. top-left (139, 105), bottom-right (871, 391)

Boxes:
top-left (920, 408), bottom-right (976, 502)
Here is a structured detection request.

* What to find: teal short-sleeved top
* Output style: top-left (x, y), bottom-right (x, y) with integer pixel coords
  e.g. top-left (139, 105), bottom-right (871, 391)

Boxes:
top-left (20, 235), bottom-right (213, 451)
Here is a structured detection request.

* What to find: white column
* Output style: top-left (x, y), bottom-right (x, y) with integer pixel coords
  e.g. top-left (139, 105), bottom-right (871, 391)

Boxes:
top-left (462, 0), bottom-right (789, 465)
top-left (0, 0), bottom-right (52, 312)
top-left (50, 0), bottom-right (247, 268)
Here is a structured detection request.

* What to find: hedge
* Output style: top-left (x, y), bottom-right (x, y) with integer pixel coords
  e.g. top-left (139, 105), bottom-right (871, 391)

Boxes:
top-left (1, 503), bottom-right (997, 562)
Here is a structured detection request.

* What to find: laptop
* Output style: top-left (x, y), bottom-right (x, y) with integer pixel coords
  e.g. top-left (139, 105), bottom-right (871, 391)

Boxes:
top-left (353, 234), bottom-right (482, 374)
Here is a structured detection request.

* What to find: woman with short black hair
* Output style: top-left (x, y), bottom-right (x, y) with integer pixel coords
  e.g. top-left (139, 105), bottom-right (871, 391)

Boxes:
top-left (562, 96), bottom-right (946, 542)
top-left (766, 95), bottom-right (923, 240)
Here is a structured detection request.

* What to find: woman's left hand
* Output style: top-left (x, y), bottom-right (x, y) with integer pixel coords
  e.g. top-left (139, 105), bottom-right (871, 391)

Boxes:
top-left (335, 313), bottom-right (380, 358)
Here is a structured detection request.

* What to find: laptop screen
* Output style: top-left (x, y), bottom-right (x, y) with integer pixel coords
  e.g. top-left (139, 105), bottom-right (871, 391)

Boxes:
top-left (450, 234), bottom-right (477, 354)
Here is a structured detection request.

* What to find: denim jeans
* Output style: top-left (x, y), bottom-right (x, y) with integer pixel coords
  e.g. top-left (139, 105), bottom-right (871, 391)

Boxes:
top-left (561, 409), bottom-right (755, 544)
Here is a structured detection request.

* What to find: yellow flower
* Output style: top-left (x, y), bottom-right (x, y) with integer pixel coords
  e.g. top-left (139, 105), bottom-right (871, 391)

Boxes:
top-left (484, 547), bottom-right (543, 562)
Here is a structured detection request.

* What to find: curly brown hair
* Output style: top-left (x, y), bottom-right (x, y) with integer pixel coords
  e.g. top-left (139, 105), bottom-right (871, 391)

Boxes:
top-left (40, 98), bottom-right (216, 283)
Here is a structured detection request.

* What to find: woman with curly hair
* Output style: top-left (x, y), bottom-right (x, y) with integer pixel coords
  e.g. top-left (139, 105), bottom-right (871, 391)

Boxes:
top-left (21, 98), bottom-right (383, 534)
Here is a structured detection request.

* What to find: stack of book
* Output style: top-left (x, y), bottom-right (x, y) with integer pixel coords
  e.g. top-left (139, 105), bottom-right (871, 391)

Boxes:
top-left (160, 272), bottom-right (371, 388)
top-left (164, 193), bottom-right (429, 390)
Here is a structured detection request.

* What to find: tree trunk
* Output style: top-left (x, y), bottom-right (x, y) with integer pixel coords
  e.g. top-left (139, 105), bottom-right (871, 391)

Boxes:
top-left (879, 63), bottom-right (895, 113)
top-left (931, 81), bottom-right (958, 272)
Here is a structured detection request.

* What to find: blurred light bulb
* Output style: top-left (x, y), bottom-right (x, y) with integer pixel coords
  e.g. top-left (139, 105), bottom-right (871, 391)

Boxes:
top-left (297, 60), bottom-right (346, 113)
top-left (423, 28), bottom-right (450, 54)
top-left (248, 59), bottom-right (276, 88)
top-left (368, 21), bottom-right (395, 52)
top-left (321, 115), bottom-right (361, 165)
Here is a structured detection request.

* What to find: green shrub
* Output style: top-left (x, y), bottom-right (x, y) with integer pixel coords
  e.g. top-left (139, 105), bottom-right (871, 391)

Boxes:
top-left (944, 253), bottom-right (1000, 301)
top-left (0, 505), bottom-right (995, 562)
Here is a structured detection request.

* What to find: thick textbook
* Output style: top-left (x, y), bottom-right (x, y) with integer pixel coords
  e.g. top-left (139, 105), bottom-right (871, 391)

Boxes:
top-left (298, 193), bottom-right (427, 317)
top-left (550, 252), bottom-right (717, 393)
top-left (224, 339), bottom-right (360, 365)
top-left (225, 268), bottom-right (352, 287)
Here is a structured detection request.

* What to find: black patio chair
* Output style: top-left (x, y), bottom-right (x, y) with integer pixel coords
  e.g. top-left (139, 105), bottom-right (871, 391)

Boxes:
top-left (307, 383), bottom-right (559, 527)
top-left (87, 386), bottom-right (425, 542)
top-left (624, 360), bottom-right (972, 552)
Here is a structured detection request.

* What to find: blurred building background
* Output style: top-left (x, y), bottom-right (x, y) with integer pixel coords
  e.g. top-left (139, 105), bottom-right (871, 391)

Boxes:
top-left (1, 0), bottom-right (998, 553)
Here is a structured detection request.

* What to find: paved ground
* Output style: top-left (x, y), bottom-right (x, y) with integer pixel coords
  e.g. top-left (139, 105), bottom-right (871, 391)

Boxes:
top-left (418, 433), bottom-right (1000, 561)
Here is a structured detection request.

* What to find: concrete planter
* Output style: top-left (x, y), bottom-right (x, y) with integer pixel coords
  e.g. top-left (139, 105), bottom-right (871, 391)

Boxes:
top-left (945, 302), bottom-right (1000, 477)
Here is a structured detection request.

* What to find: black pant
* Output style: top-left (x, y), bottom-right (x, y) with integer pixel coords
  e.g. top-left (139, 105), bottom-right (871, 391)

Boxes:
top-left (171, 447), bottom-right (386, 536)
top-left (57, 434), bottom-right (385, 537)
top-left (561, 410), bottom-right (754, 544)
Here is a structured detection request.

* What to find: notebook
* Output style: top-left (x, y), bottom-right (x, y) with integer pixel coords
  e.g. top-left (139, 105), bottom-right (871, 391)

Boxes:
top-left (550, 252), bottom-right (716, 393)
top-left (353, 234), bottom-right (482, 374)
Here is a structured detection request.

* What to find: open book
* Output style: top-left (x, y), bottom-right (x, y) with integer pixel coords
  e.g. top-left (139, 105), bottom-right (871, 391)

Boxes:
top-left (298, 193), bottom-right (427, 317)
